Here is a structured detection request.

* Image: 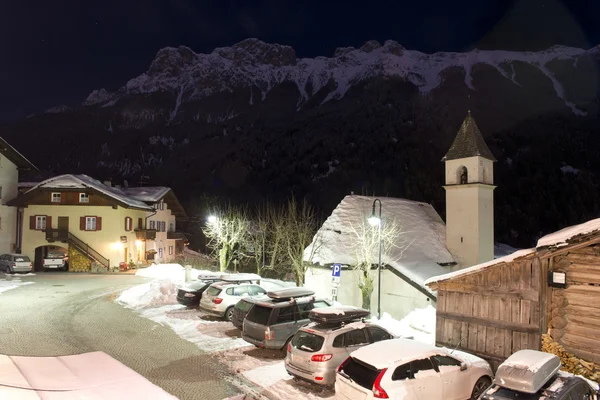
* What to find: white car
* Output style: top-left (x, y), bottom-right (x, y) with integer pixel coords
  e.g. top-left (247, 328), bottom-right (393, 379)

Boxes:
top-left (335, 338), bottom-right (493, 400)
top-left (199, 282), bottom-right (267, 321)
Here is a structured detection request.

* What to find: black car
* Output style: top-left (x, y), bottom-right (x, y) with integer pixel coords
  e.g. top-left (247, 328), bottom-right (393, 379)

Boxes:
top-left (479, 350), bottom-right (599, 400)
top-left (176, 279), bottom-right (221, 307)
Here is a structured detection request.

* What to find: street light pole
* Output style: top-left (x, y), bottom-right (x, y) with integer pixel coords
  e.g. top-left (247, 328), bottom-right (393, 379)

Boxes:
top-left (368, 198), bottom-right (383, 320)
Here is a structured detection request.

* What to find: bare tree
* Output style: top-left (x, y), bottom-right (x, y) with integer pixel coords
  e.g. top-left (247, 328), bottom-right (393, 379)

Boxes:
top-left (346, 213), bottom-right (411, 310)
top-left (202, 204), bottom-right (250, 272)
top-left (283, 198), bottom-right (321, 286)
top-left (247, 203), bottom-right (269, 274)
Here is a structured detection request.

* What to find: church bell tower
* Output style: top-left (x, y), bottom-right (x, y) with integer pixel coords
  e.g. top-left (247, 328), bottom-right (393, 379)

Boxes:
top-left (442, 111), bottom-right (496, 268)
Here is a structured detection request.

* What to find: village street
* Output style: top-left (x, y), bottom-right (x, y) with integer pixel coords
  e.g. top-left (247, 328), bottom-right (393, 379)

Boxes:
top-left (0, 273), bottom-right (261, 400)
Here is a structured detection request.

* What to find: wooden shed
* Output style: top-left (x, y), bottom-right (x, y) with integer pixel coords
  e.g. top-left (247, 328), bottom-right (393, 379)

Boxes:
top-left (425, 218), bottom-right (600, 373)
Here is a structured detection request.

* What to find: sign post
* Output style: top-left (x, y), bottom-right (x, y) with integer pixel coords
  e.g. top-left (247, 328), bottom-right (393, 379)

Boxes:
top-left (331, 264), bottom-right (341, 301)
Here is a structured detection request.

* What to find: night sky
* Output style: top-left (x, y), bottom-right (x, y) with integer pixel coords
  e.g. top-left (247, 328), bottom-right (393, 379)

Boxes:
top-left (1, 0), bottom-right (599, 121)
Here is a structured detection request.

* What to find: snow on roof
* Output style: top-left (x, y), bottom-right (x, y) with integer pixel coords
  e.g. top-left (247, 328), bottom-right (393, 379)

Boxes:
top-left (304, 195), bottom-right (455, 290)
top-left (18, 182), bottom-right (39, 188)
top-left (121, 187), bottom-right (171, 202)
top-left (26, 174), bottom-right (152, 210)
top-left (424, 248), bottom-right (535, 285)
top-left (537, 217), bottom-right (600, 249)
top-left (349, 338), bottom-right (442, 369)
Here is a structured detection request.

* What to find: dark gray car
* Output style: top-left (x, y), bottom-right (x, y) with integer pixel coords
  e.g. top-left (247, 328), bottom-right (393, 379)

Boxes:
top-left (242, 288), bottom-right (331, 350)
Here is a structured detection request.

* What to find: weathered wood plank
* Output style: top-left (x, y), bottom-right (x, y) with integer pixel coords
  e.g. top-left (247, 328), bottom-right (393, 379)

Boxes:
top-left (560, 344), bottom-right (600, 365)
top-left (566, 252), bottom-right (600, 265)
top-left (435, 283), bottom-right (538, 302)
top-left (567, 271), bottom-right (600, 285)
top-left (477, 296), bottom-right (488, 354)
top-left (565, 284), bottom-right (600, 296)
top-left (561, 332), bottom-right (600, 355)
top-left (436, 310), bottom-right (539, 333)
top-left (568, 263), bottom-right (600, 272)
top-left (564, 291), bottom-right (600, 308)
top-left (565, 305), bottom-right (600, 319)
top-left (566, 315), bottom-right (600, 330)
top-left (540, 258), bottom-right (550, 333)
top-left (564, 324), bottom-right (600, 341)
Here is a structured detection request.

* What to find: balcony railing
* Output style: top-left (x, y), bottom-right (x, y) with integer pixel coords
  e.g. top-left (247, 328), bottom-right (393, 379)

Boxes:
top-left (45, 228), bottom-right (68, 242)
top-left (167, 231), bottom-right (187, 240)
top-left (135, 229), bottom-right (157, 241)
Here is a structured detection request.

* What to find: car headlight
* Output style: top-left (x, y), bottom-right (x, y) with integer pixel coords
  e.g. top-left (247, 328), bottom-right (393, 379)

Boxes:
top-left (184, 293), bottom-right (196, 298)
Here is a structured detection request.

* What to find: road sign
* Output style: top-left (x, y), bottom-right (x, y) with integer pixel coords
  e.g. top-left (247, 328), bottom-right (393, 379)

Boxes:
top-left (332, 264), bottom-right (341, 278)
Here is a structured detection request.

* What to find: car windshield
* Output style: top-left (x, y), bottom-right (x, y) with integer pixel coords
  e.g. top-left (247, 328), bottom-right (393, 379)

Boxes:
top-left (235, 300), bottom-right (253, 312)
top-left (339, 357), bottom-right (382, 391)
top-left (292, 331), bottom-right (324, 353)
top-left (245, 305), bottom-right (272, 325)
top-left (15, 256), bottom-right (31, 262)
top-left (206, 286), bottom-right (222, 296)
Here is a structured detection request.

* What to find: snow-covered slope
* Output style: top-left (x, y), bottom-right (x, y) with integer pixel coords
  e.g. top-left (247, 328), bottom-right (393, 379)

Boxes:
top-left (83, 38), bottom-right (599, 115)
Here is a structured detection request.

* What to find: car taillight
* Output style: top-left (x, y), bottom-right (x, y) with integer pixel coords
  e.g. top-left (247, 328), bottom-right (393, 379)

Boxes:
top-left (265, 327), bottom-right (272, 340)
top-left (372, 368), bottom-right (389, 399)
top-left (12, 263), bottom-right (16, 268)
top-left (212, 298), bottom-right (223, 304)
top-left (287, 342), bottom-right (292, 353)
top-left (311, 354), bottom-right (333, 362)
top-left (337, 356), bottom-right (350, 373)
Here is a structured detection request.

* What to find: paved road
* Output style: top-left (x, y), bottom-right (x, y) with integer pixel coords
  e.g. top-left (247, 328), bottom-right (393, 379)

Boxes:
top-left (0, 272), bottom-right (242, 400)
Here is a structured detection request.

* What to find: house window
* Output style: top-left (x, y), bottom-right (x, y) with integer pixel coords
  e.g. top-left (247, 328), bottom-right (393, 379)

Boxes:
top-left (51, 192), bottom-right (61, 203)
top-left (169, 246), bottom-right (173, 255)
top-left (150, 220), bottom-right (156, 230)
top-left (36, 215), bottom-right (47, 230)
top-left (169, 222), bottom-right (174, 232)
top-left (86, 217), bottom-right (97, 231)
top-left (125, 217), bottom-right (132, 231)
top-left (79, 193), bottom-right (89, 203)
top-left (161, 221), bottom-right (166, 232)
top-left (158, 248), bottom-right (163, 259)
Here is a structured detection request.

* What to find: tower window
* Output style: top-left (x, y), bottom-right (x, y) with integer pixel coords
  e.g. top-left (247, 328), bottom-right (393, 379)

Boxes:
top-left (457, 166), bottom-right (468, 184)
top-left (461, 237), bottom-right (463, 243)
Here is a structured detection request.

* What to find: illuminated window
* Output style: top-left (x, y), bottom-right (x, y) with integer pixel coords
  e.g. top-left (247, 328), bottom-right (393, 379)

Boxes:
top-left (51, 192), bottom-right (61, 203)
top-left (36, 215), bottom-right (47, 230)
top-left (79, 193), bottom-right (89, 203)
top-left (86, 217), bottom-right (97, 231)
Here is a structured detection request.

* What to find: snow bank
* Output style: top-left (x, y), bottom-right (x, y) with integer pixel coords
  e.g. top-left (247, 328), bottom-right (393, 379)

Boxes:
top-left (242, 362), bottom-right (291, 389)
top-left (135, 263), bottom-right (214, 283)
top-left (371, 305), bottom-right (436, 344)
top-left (259, 278), bottom-right (296, 291)
top-left (0, 277), bottom-right (35, 294)
top-left (117, 279), bottom-right (178, 309)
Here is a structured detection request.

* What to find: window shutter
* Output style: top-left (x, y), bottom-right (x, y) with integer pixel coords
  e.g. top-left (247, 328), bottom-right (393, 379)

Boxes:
top-left (46, 216), bottom-right (52, 229)
top-left (138, 218), bottom-right (142, 229)
top-left (29, 216), bottom-right (35, 230)
top-left (96, 217), bottom-right (102, 231)
top-left (80, 217), bottom-right (85, 230)
top-left (124, 217), bottom-right (128, 231)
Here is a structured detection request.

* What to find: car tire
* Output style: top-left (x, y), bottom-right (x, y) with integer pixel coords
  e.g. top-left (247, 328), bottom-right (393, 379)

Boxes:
top-left (6, 265), bottom-right (12, 274)
top-left (470, 376), bottom-right (492, 400)
top-left (225, 307), bottom-right (234, 322)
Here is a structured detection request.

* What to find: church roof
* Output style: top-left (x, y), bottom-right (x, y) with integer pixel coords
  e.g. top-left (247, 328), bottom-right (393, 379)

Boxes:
top-left (442, 111), bottom-right (496, 162)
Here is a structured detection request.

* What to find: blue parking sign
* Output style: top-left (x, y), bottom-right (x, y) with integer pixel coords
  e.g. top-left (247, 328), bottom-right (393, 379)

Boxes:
top-left (332, 264), bottom-right (341, 277)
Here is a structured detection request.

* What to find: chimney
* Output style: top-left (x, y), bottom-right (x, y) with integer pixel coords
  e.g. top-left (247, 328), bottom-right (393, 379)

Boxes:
top-left (103, 180), bottom-right (112, 187)
top-left (123, 180), bottom-right (129, 188)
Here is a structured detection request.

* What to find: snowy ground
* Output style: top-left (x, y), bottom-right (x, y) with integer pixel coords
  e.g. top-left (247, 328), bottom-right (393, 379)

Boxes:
top-left (116, 264), bottom-right (435, 399)
top-left (0, 273), bottom-right (35, 294)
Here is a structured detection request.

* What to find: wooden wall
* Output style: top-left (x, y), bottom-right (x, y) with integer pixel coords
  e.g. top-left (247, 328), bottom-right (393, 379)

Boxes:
top-left (548, 244), bottom-right (600, 364)
top-left (432, 256), bottom-right (542, 371)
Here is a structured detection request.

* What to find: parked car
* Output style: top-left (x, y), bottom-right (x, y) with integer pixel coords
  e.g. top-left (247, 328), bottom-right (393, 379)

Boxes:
top-left (177, 278), bottom-right (222, 307)
top-left (242, 287), bottom-right (331, 350)
top-left (42, 251), bottom-right (67, 271)
top-left (199, 281), bottom-right (267, 321)
top-left (479, 350), bottom-right (599, 400)
top-left (231, 295), bottom-right (268, 329)
top-left (285, 305), bottom-right (395, 386)
top-left (0, 253), bottom-right (33, 273)
top-left (335, 338), bottom-right (493, 400)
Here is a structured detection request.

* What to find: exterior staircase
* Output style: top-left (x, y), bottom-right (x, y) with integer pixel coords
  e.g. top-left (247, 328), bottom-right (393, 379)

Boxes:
top-left (45, 229), bottom-right (110, 269)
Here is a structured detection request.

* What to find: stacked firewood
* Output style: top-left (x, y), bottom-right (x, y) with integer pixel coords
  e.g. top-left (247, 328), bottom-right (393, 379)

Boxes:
top-left (542, 334), bottom-right (600, 382)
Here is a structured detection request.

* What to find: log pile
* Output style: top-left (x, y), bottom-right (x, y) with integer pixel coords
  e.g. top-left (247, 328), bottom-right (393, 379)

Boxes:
top-left (542, 334), bottom-right (600, 382)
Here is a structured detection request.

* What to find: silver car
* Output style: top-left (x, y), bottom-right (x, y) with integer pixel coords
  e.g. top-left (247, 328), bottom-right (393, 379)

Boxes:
top-left (0, 253), bottom-right (33, 273)
top-left (285, 306), bottom-right (394, 386)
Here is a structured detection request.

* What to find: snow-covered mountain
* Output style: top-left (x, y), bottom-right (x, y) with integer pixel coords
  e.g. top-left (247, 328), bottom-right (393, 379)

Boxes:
top-left (83, 38), bottom-right (600, 117)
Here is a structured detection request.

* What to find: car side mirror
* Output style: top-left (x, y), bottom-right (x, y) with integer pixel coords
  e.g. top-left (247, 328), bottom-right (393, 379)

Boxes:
top-left (460, 363), bottom-right (467, 371)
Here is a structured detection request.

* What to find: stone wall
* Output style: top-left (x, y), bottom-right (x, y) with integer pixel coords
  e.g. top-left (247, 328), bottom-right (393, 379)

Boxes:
top-left (68, 246), bottom-right (92, 272)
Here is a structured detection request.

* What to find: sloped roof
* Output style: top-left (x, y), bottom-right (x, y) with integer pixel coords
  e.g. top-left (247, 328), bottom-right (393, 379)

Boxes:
top-left (22, 174), bottom-right (153, 210)
top-left (442, 111), bottom-right (496, 162)
top-left (0, 137), bottom-right (37, 170)
top-left (122, 187), bottom-right (171, 202)
top-left (426, 217), bottom-right (600, 285)
top-left (304, 195), bottom-right (456, 292)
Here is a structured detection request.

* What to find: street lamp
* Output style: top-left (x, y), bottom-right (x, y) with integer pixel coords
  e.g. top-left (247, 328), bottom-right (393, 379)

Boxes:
top-left (207, 215), bottom-right (218, 224)
top-left (368, 198), bottom-right (382, 320)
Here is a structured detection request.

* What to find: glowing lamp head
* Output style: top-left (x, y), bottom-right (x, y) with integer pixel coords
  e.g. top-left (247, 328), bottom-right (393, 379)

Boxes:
top-left (368, 215), bottom-right (381, 227)
top-left (207, 215), bottom-right (218, 224)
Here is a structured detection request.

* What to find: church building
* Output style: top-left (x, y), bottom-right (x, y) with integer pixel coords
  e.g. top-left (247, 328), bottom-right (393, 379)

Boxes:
top-left (304, 111), bottom-right (498, 320)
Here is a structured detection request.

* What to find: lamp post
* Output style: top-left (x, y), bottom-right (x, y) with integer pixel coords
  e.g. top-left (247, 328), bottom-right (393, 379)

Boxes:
top-left (368, 198), bottom-right (382, 320)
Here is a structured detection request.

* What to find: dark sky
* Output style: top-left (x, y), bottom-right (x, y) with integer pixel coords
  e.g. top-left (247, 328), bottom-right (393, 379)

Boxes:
top-left (1, 0), bottom-right (599, 122)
